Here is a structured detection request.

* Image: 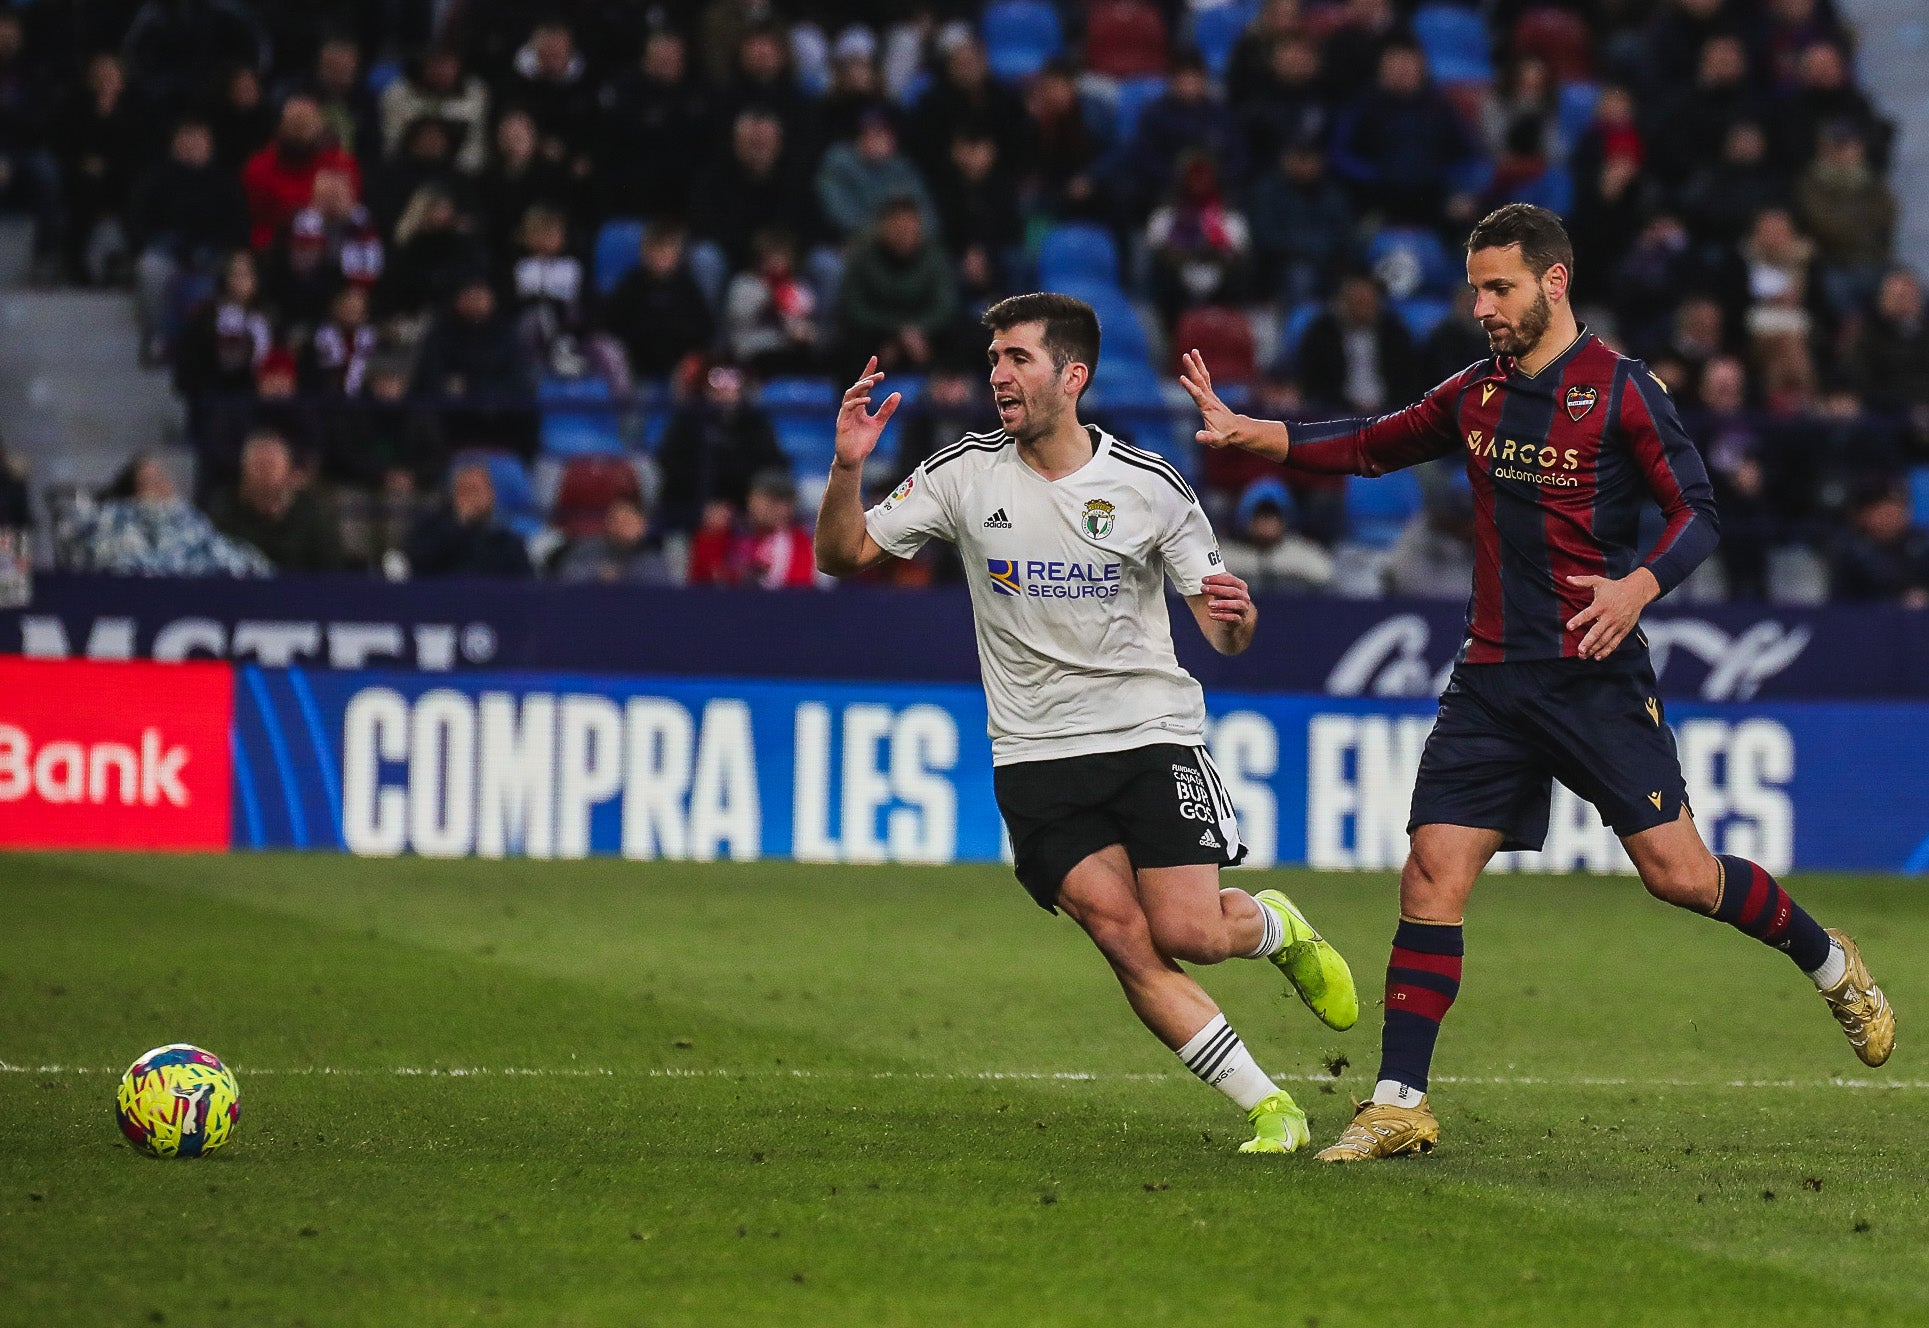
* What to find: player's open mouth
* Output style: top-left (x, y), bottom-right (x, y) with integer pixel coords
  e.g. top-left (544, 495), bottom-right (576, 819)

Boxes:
top-left (996, 397), bottom-right (1021, 418)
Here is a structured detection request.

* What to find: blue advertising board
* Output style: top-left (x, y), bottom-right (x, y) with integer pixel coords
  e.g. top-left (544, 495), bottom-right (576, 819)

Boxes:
top-left (231, 667), bottom-right (1929, 873)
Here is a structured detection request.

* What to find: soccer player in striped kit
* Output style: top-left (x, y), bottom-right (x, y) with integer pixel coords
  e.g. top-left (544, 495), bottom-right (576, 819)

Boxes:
top-left (1181, 204), bottom-right (1895, 1162)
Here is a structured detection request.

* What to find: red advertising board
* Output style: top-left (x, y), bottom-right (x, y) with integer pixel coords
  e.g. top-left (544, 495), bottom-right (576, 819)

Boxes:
top-left (0, 658), bottom-right (232, 850)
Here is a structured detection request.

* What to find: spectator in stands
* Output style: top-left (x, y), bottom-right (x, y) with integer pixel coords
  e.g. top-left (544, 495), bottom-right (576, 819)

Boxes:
top-left (1127, 52), bottom-right (1247, 217)
top-left (209, 64), bottom-right (275, 173)
top-left (656, 362), bottom-right (786, 533)
top-left (1611, 214), bottom-right (1696, 359)
top-left (555, 495), bottom-right (676, 585)
top-left (1737, 207), bottom-right (1822, 352)
top-left (507, 17), bottom-right (596, 179)
top-left (476, 108), bottom-right (574, 263)
top-left (1222, 477), bottom-right (1334, 594)
top-left (1329, 43), bottom-right (1480, 227)
top-left (130, 117), bottom-right (250, 357)
top-left (367, 114), bottom-right (467, 234)
top-left (1666, 294), bottom-right (1729, 386)
top-left (1321, 0), bottom-right (1408, 102)
top-left (1239, 34), bottom-right (1331, 168)
top-left (691, 109), bottom-right (817, 270)
top-left (1419, 285), bottom-right (1490, 384)
top-left (1481, 55), bottom-right (1560, 163)
top-left (1622, 0), bottom-right (1736, 110)
top-left (690, 468), bottom-right (817, 588)
top-left (266, 166), bottom-right (384, 329)
top-left (204, 429), bottom-right (344, 572)
top-left (73, 452), bottom-right (271, 577)
top-left (711, 23), bottom-right (821, 165)
top-left (412, 276), bottom-right (536, 456)
top-left (1650, 35), bottom-right (1763, 188)
top-left (1693, 354), bottom-right (1773, 600)
top-left (836, 195), bottom-right (957, 372)
top-left (405, 460), bottom-right (534, 578)
top-left (301, 282), bottom-right (375, 393)
top-left (507, 204), bottom-right (591, 377)
top-left (931, 128), bottom-right (1023, 296)
top-left (0, 429), bottom-right (27, 541)
top-left (1567, 84), bottom-right (1649, 276)
top-left (600, 223), bottom-right (716, 381)
top-left (174, 249), bottom-right (272, 459)
top-left (1775, 41), bottom-right (1890, 173)
top-left (1796, 122), bottom-right (1897, 308)
top-left (1019, 59), bottom-right (1103, 222)
top-left (1247, 132), bottom-right (1354, 305)
top-left (1146, 153), bottom-right (1253, 323)
top-left (121, 0), bottom-right (269, 123)
top-left (596, 29), bottom-right (707, 219)
top-left (895, 362), bottom-right (998, 474)
top-left (0, 11), bottom-right (59, 281)
top-left (1854, 267), bottom-right (1929, 425)
top-left (1297, 272), bottom-right (1420, 413)
top-left (724, 229), bottom-right (820, 375)
top-left (1830, 478), bottom-right (1929, 607)
top-left (310, 37), bottom-right (379, 162)
top-left (342, 355), bottom-right (439, 492)
top-left (54, 52), bottom-right (137, 285)
top-left (816, 109), bottom-right (934, 243)
top-left (820, 27), bottom-right (888, 147)
top-left (907, 32), bottom-right (1026, 182)
top-left (380, 184), bottom-right (483, 321)
top-left (1679, 120), bottom-right (1786, 251)
top-left (1757, 0), bottom-right (1851, 95)
top-left (1383, 483), bottom-right (1476, 599)
top-left (241, 92), bottom-right (361, 249)
top-left (381, 47), bottom-right (489, 174)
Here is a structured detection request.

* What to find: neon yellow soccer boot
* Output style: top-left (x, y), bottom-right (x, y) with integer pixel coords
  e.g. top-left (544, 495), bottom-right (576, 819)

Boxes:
top-left (1238, 1089), bottom-right (1311, 1154)
top-left (1252, 889), bottom-right (1359, 1031)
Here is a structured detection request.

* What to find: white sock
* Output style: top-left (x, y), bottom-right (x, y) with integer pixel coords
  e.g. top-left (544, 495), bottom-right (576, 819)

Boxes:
top-left (1176, 1013), bottom-right (1278, 1112)
top-left (1226, 889), bottom-right (1282, 959)
top-left (1371, 1078), bottom-right (1427, 1107)
top-left (1807, 939), bottom-right (1847, 990)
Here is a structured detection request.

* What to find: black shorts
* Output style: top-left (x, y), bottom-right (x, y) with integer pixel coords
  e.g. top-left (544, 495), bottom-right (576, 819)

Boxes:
top-left (1408, 652), bottom-right (1689, 852)
top-left (993, 742), bottom-right (1248, 912)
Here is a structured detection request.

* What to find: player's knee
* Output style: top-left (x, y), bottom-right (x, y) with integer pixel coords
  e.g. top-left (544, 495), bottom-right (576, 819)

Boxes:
top-left (1400, 850), bottom-right (1458, 917)
top-left (1076, 902), bottom-right (1160, 970)
top-left (1639, 853), bottom-right (1718, 911)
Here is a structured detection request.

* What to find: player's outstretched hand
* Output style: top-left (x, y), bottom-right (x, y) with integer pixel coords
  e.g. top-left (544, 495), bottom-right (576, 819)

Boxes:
top-left (1178, 350), bottom-right (1241, 449)
top-left (1566, 570), bottom-right (1660, 660)
top-left (835, 356), bottom-right (903, 467)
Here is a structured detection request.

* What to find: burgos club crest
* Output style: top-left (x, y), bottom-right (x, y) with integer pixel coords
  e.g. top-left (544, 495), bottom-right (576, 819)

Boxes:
top-left (1565, 385), bottom-right (1598, 422)
top-left (1081, 498), bottom-right (1116, 539)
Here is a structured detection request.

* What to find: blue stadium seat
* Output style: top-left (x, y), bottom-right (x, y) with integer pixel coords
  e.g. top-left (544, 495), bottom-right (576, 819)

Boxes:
top-left (1038, 223), bottom-right (1122, 288)
top-left (365, 59), bottom-right (404, 99)
top-left (1280, 301), bottom-right (1323, 367)
top-left (1367, 227), bottom-right (1458, 299)
top-left (1346, 470), bottom-right (1423, 548)
top-left (1556, 81), bottom-right (1599, 154)
top-left (1111, 75), bottom-right (1168, 145)
top-left (982, 0), bottom-right (1065, 82)
top-left (762, 377), bottom-right (840, 471)
top-left (452, 450), bottom-right (544, 538)
top-left (1059, 281), bottom-right (1154, 365)
top-left (538, 376), bottom-right (626, 458)
top-left (1911, 466), bottom-right (1929, 529)
top-left (1514, 163), bottom-right (1574, 216)
top-left (593, 219), bottom-right (645, 296)
top-left (1412, 3), bottom-right (1493, 83)
top-left (1191, 0), bottom-right (1259, 78)
top-left (1394, 297), bottom-right (1452, 342)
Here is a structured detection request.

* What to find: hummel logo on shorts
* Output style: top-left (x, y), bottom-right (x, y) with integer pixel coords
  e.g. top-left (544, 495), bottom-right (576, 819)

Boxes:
top-left (983, 508), bottom-right (1012, 528)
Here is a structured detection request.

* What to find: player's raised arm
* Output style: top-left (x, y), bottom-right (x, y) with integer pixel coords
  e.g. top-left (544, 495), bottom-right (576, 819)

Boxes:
top-left (1185, 572), bottom-right (1257, 655)
top-left (814, 357), bottom-right (902, 577)
top-left (1181, 348), bottom-right (1470, 477)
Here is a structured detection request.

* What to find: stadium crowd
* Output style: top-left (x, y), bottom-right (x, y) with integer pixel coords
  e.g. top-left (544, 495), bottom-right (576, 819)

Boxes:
top-left (0, 0), bottom-right (1925, 602)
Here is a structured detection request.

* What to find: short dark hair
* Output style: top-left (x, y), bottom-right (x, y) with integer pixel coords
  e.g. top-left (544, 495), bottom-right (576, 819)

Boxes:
top-left (981, 292), bottom-right (1101, 387)
top-left (1466, 203), bottom-right (1574, 278)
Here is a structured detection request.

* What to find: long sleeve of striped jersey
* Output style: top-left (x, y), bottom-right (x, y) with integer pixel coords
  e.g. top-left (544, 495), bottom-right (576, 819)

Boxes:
top-left (1622, 364), bottom-right (1720, 597)
top-left (1277, 368), bottom-right (1476, 476)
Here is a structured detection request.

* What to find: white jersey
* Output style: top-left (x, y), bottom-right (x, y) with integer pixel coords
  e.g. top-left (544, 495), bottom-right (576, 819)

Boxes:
top-left (865, 424), bottom-right (1224, 766)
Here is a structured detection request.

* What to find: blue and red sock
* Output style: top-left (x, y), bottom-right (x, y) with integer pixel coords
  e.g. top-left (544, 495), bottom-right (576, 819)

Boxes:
top-left (1376, 917), bottom-right (1464, 1095)
top-left (1710, 854), bottom-right (1832, 972)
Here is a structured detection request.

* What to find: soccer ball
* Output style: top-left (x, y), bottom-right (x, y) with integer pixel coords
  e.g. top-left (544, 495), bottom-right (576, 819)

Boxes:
top-left (115, 1044), bottom-right (241, 1158)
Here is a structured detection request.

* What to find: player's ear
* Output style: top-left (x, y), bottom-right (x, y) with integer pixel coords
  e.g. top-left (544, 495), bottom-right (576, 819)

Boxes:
top-left (1063, 360), bottom-right (1089, 401)
top-left (1543, 261), bottom-right (1570, 304)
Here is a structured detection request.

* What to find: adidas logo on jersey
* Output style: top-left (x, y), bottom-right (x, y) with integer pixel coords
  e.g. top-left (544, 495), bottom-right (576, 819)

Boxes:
top-left (1199, 830), bottom-right (1220, 848)
top-left (983, 508), bottom-right (1012, 529)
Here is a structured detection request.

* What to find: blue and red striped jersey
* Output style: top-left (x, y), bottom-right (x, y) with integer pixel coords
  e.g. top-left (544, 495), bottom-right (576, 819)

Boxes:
top-left (1285, 329), bottom-right (1719, 663)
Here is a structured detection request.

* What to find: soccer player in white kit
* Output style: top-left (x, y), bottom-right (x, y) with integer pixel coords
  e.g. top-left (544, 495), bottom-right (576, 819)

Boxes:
top-left (815, 293), bottom-right (1359, 1154)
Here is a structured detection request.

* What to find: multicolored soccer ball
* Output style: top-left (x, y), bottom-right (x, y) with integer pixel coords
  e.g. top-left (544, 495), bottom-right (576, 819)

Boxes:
top-left (115, 1044), bottom-right (241, 1158)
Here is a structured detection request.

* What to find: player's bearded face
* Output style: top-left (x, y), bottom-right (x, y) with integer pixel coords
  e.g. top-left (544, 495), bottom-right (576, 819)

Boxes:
top-left (1484, 282), bottom-right (1553, 357)
top-left (992, 362), bottom-right (1065, 441)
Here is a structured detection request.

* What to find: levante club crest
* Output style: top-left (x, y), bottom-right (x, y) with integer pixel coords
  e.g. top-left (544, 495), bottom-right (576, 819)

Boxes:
top-left (1082, 498), bottom-right (1115, 539)
top-left (1565, 385), bottom-right (1599, 421)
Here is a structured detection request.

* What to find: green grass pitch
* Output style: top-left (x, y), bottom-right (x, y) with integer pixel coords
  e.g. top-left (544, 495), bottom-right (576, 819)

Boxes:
top-left (2, 853), bottom-right (1924, 1327)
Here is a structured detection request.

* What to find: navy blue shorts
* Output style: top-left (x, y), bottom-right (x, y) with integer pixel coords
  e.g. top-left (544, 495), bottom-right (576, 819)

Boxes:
top-left (1408, 653), bottom-right (1688, 852)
